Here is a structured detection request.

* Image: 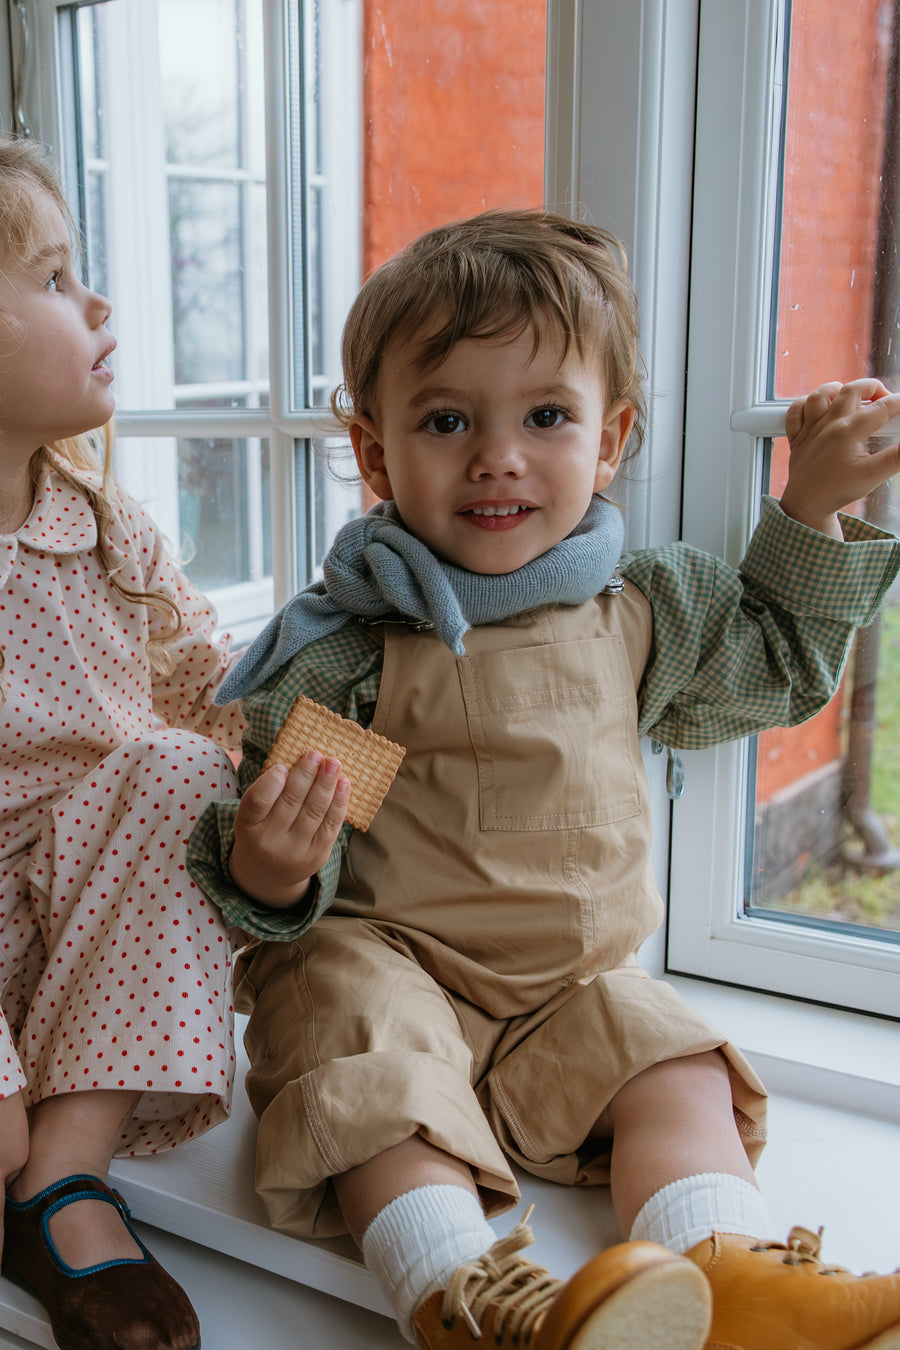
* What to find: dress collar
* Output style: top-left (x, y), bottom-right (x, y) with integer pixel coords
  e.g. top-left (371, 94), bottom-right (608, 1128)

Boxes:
top-left (0, 465), bottom-right (99, 588)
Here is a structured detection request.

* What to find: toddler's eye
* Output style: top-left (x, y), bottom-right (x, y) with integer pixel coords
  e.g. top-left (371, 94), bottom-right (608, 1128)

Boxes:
top-left (45, 270), bottom-right (63, 292)
top-left (526, 406), bottom-right (567, 429)
top-left (423, 411), bottom-right (467, 435)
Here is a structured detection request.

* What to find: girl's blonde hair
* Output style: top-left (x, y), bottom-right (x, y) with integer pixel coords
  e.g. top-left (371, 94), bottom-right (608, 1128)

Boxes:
top-left (0, 134), bottom-right (181, 676)
top-left (331, 208), bottom-right (647, 459)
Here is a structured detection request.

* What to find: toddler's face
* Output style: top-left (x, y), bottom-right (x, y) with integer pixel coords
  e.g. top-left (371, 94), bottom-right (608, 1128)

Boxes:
top-left (0, 189), bottom-right (115, 463)
top-left (350, 325), bottom-right (633, 574)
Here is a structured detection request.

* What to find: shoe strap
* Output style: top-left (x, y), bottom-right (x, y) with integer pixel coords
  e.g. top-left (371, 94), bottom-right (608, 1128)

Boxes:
top-left (441, 1206), bottom-right (562, 1340)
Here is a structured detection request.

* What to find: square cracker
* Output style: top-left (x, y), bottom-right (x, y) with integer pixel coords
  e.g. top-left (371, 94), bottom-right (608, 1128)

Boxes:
top-left (264, 693), bottom-right (405, 831)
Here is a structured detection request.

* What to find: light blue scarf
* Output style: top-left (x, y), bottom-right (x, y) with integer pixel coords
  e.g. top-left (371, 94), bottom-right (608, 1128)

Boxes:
top-left (216, 495), bottom-right (624, 703)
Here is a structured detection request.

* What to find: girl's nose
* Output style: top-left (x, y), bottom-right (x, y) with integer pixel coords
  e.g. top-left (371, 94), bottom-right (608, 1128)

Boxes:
top-left (87, 286), bottom-right (112, 326)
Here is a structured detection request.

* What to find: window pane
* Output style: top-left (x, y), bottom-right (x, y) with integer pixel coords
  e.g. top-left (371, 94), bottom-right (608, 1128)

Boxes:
top-left (771, 0), bottom-right (893, 399)
top-left (68, 0), bottom-right (267, 412)
top-left (749, 0), bottom-right (900, 942)
top-left (159, 0), bottom-right (240, 170)
top-left (169, 180), bottom-right (244, 386)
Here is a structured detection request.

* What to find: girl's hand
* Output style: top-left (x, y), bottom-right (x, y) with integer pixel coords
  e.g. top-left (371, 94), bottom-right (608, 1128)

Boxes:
top-left (781, 378), bottom-right (900, 538)
top-left (229, 752), bottom-right (350, 908)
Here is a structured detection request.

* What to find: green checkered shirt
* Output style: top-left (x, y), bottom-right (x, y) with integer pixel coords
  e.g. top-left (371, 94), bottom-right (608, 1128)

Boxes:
top-left (187, 497), bottom-right (900, 940)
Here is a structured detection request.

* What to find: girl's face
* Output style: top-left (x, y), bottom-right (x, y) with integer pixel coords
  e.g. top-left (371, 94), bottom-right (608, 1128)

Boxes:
top-left (350, 325), bottom-right (634, 574)
top-left (0, 189), bottom-right (115, 463)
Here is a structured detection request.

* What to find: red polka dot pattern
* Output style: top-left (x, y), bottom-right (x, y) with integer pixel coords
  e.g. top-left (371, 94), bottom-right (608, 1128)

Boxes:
top-left (0, 466), bottom-right (246, 1156)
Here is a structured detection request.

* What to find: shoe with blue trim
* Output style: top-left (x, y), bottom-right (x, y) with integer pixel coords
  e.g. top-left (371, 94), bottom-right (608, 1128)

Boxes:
top-left (2, 1173), bottom-right (200, 1350)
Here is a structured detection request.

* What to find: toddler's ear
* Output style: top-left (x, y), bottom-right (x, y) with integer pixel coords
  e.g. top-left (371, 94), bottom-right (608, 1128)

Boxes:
top-left (349, 416), bottom-right (394, 501)
top-left (594, 398), bottom-right (635, 493)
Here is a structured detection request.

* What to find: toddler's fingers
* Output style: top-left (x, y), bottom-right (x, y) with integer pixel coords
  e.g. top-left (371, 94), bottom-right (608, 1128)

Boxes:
top-left (786, 382), bottom-right (842, 440)
top-left (290, 757), bottom-right (346, 829)
top-left (236, 763), bottom-right (289, 825)
top-left (265, 751), bottom-right (331, 825)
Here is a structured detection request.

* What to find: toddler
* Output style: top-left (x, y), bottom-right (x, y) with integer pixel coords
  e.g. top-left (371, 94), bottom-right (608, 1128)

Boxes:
top-left (0, 134), bottom-right (244, 1350)
top-left (190, 209), bottom-right (900, 1349)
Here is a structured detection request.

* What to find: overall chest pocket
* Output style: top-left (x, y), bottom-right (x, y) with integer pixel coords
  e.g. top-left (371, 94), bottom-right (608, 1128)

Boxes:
top-left (457, 636), bottom-right (641, 832)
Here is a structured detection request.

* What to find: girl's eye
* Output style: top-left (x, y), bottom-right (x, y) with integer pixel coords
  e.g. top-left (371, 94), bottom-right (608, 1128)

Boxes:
top-left (422, 411), bottom-right (467, 435)
top-left (526, 406), bottom-right (568, 430)
top-left (45, 270), bottom-right (62, 292)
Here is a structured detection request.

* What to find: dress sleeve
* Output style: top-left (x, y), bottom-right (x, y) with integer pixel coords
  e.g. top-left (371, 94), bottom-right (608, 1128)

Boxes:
top-left (621, 496), bottom-right (900, 748)
top-left (186, 623), bottom-right (383, 939)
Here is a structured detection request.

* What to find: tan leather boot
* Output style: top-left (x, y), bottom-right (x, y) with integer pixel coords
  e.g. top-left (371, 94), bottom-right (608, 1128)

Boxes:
top-left (412, 1210), bottom-right (712, 1350)
top-left (685, 1226), bottom-right (900, 1349)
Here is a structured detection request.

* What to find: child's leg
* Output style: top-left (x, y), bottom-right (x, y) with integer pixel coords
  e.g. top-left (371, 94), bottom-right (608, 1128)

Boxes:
top-left (600, 1047), bottom-right (765, 1240)
top-left (602, 1048), bottom-right (900, 1350)
top-left (7, 1089), bottom-right (143, 1266)
top-left (335, 1133), bottom-right (711, 1349)
top-left (0, 1090), bottom-right (28, 1263)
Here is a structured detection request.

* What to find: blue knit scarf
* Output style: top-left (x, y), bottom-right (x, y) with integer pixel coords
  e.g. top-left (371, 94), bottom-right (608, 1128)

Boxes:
top-left (216, 495), bottom-right (624, 703)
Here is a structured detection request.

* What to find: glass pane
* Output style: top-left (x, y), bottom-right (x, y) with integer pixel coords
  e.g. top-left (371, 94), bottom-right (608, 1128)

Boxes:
top-left (771, 0), bottom-right (894, 399)
top-left (67, 0), bottom-right (267, 413)
top-left (169, 180), bottom-right (244, 386)
top-left (160, 0), bottom-right (240, 170)
top-left (177, 438), bottom-right (250, 590)
top-left (116, 433), bottom-right (272, 601)
top-left (749, 0), bottom-right (900, 941)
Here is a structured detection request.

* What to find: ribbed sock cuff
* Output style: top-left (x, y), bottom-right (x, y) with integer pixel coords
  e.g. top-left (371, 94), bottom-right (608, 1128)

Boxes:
top-left (361, 1185), bottom-right (495, 1343)
top-left (629, 1172), bottom-right (773, 1255)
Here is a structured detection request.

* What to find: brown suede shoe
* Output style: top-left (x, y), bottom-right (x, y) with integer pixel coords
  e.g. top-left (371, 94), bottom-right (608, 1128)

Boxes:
top-left (685, 1226), bottom-right (900, 1350)
top-left (412, 1209), bottom-right (712, 1349)
top-left (2, 1174), bottom-right (201, 1350)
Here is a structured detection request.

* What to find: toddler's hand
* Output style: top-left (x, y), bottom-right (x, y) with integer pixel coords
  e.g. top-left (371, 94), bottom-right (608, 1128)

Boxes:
top-left (781, 378), bottom-right (900, 537)
top-left (229, 751), bottom-right (350, 908)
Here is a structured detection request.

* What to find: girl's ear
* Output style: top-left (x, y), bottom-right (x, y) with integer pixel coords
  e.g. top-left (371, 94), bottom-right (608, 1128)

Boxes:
top-left (349, 415), bottom-right (394, 501)
top-left (593, 397), bottom-right (636, 493)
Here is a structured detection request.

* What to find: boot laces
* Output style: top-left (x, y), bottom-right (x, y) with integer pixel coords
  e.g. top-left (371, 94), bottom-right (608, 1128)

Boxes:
top-left (439, 1206), bottom-right (561, 1342)
top-left (754, 1226), bottom-right (853, 1275)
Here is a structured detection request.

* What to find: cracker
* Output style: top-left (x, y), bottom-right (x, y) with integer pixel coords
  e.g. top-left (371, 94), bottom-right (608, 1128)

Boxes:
top-left (264, 694), bottom-right (405, 830)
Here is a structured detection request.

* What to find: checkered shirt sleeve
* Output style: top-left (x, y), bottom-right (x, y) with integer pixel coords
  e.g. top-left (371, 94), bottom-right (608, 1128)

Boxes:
top-left (624, 496), bottom-right (900, 747)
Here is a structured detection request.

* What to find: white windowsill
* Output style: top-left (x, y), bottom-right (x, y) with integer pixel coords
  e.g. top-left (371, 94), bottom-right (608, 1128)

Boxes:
top-left (664, 974), bottom-right (900, 1121)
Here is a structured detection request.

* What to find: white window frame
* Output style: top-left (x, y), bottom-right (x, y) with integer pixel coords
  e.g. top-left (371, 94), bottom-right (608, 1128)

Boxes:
top-left (549, 0), bottom-right (900, 1025)
top-left (8, 0), bottom-right (361, 639)
top-left (671, 0), bottom-right (900, 1019)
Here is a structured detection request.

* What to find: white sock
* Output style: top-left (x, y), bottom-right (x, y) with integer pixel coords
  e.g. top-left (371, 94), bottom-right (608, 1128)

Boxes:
top-left (361, 1185), bottom-right (496, 1344)
top-left (629, 1172), bottom-right (773, 1255)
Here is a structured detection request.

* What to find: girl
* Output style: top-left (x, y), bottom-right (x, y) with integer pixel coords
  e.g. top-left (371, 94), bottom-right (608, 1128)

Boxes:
top-left (0, 134), bottom-right (244, 1350)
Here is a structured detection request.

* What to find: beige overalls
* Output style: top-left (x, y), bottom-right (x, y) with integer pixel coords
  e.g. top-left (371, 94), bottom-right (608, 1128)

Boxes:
top-left (237, 584), bottom-right (767, 1239)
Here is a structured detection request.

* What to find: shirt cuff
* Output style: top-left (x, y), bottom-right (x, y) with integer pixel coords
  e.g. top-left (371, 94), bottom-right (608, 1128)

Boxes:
top-left (741, 496), bottom-right (900, 626)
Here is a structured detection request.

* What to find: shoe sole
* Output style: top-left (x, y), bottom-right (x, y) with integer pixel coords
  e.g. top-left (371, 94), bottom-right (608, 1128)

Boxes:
top-left (543, 1254), bottom-right (711, 1350)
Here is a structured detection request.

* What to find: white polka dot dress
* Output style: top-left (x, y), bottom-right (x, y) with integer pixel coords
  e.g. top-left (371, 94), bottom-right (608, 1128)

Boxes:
top-left (0, 460), bottom-right (246, 1155)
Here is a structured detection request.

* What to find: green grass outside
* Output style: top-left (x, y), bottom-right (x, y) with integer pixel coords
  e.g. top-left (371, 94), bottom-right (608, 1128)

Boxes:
top-left (755, 603), bottom-right (900, 934)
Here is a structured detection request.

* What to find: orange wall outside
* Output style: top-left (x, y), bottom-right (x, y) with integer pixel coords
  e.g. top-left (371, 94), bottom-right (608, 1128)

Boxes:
top-left (757, 0), bottom-right (891, 804)
top-left (361, 0), bottom-right (546, 275)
